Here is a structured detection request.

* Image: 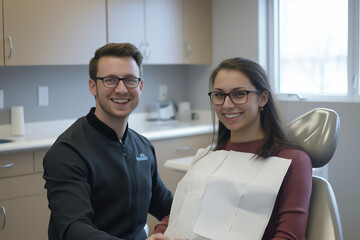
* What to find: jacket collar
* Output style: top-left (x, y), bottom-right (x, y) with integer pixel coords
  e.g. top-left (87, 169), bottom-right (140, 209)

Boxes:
top-left (85, 107), bottom-right (128, 142)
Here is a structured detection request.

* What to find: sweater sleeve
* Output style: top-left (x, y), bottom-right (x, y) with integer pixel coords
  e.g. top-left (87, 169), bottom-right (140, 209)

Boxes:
top-left (271, 149), bottom-right (312, 240)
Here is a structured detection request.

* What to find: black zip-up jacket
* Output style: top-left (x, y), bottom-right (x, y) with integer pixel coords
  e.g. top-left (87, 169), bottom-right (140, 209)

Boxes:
top-left (43, 108), bottom-right (173, 240)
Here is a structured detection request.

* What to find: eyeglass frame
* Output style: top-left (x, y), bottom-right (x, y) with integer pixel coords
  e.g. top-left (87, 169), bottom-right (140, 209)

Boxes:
top-left (208, 89), bottom-right (263, 106)
top-left (95, 76), bottom-right (142, 88)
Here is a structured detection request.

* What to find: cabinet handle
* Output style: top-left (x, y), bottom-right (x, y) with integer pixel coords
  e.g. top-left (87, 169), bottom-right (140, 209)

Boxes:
top-left (185, 42), bottom-right (191, 58)
top-left (8, 36), bottom-right (13, 59)
top-left (0, 163), bottom-right (14, 168)
top-left (176, 146), bottom-right (190, 152)
top-left (1, 206), bottom-right (6, 229)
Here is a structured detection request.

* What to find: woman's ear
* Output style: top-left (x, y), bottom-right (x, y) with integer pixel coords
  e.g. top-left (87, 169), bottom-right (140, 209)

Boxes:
top-left (259, 91), bottom-right (269, 108)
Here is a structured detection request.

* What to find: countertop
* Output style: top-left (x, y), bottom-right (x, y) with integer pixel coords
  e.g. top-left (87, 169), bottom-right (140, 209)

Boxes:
top-left (0, 111), bottom-right (214, 154)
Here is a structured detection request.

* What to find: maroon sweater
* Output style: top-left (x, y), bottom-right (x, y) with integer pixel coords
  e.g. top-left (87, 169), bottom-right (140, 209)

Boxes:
top-left (153, 139), bottom-right (312, 240)
top-left (225, 139), bottom-right (312, 240)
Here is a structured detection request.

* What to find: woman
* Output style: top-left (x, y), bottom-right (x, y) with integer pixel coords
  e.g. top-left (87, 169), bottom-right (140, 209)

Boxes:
top-left (148, 58), bottom-right (312, 240)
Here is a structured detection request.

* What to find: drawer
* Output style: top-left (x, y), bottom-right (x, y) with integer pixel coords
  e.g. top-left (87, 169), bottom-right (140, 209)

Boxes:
top-left (0, 173), bottom-right (46, 200)
top-left (152, 133), bottom-right (212, 163)
top-left (0, 152), bottom-right (34, 178)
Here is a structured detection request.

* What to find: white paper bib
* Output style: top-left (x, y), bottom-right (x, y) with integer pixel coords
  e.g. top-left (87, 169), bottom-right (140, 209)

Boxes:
top-left (165, 149), bottom-right (291, 240)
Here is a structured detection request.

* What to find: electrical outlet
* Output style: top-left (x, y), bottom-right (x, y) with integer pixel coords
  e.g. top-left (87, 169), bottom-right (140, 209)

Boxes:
top-left (0, 90), bottom-right (4, 109)
top-left (38, 86), bottom-right (49, 106)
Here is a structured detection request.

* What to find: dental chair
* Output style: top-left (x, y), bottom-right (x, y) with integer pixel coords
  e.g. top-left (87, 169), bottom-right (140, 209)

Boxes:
top-left (287, 108), bottom-right (343, 240)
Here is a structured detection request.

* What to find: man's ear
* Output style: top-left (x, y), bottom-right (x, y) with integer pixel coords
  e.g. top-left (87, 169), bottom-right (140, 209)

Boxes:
top-left (89, 79), bottom-right (97, 96)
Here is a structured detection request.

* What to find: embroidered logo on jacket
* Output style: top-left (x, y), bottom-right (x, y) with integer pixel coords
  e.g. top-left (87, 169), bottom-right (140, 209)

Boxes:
top-left (136, 153), bottom-right (149, 161)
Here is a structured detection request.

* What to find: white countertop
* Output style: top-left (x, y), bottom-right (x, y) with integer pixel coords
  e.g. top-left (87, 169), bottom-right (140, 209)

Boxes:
top-left (0, 110), bottom-right (214, 154)
top-left (164, 155), bottom-right (194, 173)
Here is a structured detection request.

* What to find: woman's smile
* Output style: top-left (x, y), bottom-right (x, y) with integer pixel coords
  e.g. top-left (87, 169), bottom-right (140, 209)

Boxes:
top-left (223, 112), bottom-right (242, 119)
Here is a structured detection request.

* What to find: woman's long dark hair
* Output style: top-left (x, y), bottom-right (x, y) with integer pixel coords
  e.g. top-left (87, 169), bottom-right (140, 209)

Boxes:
top-left (209, 57), bottom-right (298, 158)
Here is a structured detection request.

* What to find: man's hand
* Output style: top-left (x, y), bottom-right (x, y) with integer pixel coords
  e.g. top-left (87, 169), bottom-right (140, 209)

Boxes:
top-left (146, 233), bottom-right (170, 240)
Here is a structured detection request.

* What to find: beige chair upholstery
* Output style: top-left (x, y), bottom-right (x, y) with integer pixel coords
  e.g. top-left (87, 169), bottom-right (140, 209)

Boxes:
top-left (287, 108), bottom-right (343, 240)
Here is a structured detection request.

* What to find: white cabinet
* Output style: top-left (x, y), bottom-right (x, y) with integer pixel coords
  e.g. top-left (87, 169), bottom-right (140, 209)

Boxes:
top-left (146, 0), bottom-right (184, 64)
top-left (2, 0), bottom-right (106, 66)
top-left (107, 0), bottom-right (145, 53)
top-left (108, 0), bottom-right (212, 65)
top-left (108, 0), bottom-right (183, 64)
top-left (0, 149), bottom-right (49, 240)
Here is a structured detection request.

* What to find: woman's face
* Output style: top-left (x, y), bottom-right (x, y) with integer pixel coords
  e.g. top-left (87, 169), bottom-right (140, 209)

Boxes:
top-left (213, 69), bottom-right (268, 142)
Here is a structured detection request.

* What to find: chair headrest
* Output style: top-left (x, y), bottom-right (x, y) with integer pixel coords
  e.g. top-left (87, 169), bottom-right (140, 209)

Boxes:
top-left (286, 108), bottom-right (340, 168)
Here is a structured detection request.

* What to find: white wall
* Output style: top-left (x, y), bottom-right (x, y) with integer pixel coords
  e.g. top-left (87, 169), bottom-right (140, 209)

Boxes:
top-left (188, 0), bottom-right (359, 239)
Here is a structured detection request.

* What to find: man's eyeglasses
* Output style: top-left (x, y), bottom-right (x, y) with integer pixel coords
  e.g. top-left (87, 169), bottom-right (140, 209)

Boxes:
top-left (208, 90), bottom-right (262, 105)
top-left (95, 77), bottom-right (141, 88)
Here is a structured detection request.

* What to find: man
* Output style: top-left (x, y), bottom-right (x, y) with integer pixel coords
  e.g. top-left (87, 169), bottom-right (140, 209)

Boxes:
top-left (43, 43), bottom-right (173, 240)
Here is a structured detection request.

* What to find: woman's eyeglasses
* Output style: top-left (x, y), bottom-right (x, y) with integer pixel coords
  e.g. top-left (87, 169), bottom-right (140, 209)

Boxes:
top-left (208, 90), bottom-right (262, 105)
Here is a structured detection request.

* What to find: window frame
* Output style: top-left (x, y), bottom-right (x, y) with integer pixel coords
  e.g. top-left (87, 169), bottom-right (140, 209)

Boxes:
top-left (267, 0), bottom-right (360, 102)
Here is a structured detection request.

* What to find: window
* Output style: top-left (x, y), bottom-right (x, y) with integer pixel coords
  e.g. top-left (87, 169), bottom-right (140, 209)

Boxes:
top-left (268, 0), bottom-right (359, 101)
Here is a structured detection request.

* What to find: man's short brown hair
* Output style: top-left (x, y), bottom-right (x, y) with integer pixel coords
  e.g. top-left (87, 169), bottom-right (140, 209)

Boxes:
top-left (89, 43), bottom-right (143, 80)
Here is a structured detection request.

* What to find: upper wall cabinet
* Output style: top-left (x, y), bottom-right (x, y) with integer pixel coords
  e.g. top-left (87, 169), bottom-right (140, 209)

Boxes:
top-left (108, 0), bottom-right (183, 64)
top-left (107, 0), bottom-right (145, 56)
top-left (183, 0), bottom-right (212, 64)
top-left (2, 0), bottom-right (107, 66)
top-left (108, 0), bottom-right (212, 65)
top-left (0, 2), bottom-right (4, 66)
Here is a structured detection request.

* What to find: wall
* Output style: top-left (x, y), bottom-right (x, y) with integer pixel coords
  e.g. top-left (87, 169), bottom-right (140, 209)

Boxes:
top-left (0, 65), bottom-right (189, 124)
top-left (186, 0), bottom-right (358, 239)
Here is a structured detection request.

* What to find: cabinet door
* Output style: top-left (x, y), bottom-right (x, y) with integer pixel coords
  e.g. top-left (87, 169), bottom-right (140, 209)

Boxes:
top-left (3, 0), bottom-right (106, 66)
top-left (0, 1), bottom-right (4, 66)
top-left (107, 0), bottom-right (145, 54)
top-left (183, 0), bottom-right (212, 64)
top-left (0, 194), bottom-right (49, 240)
top-left (145, 0), bottom-right (183, 64)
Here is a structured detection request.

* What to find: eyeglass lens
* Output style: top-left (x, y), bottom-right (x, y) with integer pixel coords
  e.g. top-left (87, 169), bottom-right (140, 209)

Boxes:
top-left (210, 91), bottom-right (249, 105)
top-left (102, 77), bottom-right (140, 88)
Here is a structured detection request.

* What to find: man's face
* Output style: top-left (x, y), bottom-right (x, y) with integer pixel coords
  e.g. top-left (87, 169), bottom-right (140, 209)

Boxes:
top-left (89, 56), bottom-right (143, 125)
